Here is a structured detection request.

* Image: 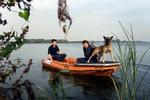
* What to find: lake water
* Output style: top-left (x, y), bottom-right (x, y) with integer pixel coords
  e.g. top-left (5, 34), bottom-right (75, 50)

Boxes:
top-left (8, 42), bottom-right (150, 100)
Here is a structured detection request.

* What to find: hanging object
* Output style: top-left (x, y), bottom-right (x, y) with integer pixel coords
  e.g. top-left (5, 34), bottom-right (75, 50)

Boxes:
top-left (58, 0), bottom-right (72, 39)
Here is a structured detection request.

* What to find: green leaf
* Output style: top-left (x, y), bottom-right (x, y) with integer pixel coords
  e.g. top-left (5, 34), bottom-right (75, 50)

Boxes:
top-left (18, 9), bottom-right (30, 21)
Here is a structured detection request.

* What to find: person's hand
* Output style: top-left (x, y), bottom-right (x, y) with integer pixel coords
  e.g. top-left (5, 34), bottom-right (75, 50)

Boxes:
top-left (57, 52), bottom-right (61, 54)
top-left (50, 58), bottom-right (53, 62)
top-left (60, 50), bottom-right (64, 54)
top-left (57, 51), bottom-right (63, 54)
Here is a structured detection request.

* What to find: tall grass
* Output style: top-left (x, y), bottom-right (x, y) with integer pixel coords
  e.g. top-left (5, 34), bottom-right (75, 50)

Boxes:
top-left (111, 21), bottom-right (150, 100)
top-left (48, 70), bottom-right (70, 100)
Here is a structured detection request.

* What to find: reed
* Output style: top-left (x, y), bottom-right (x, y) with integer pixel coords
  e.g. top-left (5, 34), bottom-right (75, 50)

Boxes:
top-left (111, 21), bottom-right (150, 100)
top-left (48, 70), bottom-right (70, 100)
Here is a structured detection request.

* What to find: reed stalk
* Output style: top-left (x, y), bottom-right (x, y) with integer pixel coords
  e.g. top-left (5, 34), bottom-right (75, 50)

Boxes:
top-left (111, 21), bottom-right (150, 100)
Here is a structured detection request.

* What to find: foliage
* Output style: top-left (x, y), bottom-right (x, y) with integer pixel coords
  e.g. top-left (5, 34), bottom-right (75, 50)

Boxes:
top-left (0, 26), bottom-right (29, 59)
top-left (0, 25), bottom-right (30, 100)
top-left (0, 13), bottom-right (7, 25)
top-left (0, 0), bottom-right (34, 100)
top-left (48, 70), bottom-right (70, 100)
top-left (111, 21), bottom-right (150, 100)
top-left (18, 8), bottom-right (30, 21)
top-left (0, 0), bottom-right (32, 25)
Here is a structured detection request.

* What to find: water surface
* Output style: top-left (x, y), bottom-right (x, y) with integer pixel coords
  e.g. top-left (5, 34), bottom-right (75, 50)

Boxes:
top-left (8, 42), bottom-right (150, 100)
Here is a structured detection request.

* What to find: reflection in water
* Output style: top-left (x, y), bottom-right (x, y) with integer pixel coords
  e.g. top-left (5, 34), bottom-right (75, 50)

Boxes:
top-left (0, 59), bottom-right (35, 100)
top-left (42, 66), bottom-right (117, 100)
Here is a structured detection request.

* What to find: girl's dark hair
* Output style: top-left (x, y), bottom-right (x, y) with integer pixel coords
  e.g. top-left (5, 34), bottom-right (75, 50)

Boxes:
top-left (51, 39), bottom-right (57, 43)
top-left (82, 40), bottom-right (89, 44)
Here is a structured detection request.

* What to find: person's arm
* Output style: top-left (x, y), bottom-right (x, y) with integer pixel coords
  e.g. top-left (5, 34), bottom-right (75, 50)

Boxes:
top-left (83, 48), bottom-right (87, 57)
top-left (84, 47), bottom-right (93, 59)
top-left (48, 46), bottom-right (53, 61)
top-left (56, 46), bottom-right (62, 54)
top-left (48, 54), bottom-right (53, 61)
top-left (58, 50), bottom-right (64, 54)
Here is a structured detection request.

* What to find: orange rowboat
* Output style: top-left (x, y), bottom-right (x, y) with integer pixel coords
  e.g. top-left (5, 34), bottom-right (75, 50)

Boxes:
top-left (42, 57), bottom-right (121, 76)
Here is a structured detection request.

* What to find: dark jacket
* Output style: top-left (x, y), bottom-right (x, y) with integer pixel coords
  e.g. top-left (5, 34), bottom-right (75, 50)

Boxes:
top-left (83, 44), bottom-right (95, 60)
top-left (48, 45), bottom-right (59, 56)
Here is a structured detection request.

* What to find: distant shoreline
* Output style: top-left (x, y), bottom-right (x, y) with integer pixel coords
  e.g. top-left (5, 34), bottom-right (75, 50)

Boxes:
top-left (24, 39), bottom-right (150, 44)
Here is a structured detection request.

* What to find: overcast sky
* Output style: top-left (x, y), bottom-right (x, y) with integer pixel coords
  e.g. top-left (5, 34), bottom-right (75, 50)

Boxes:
top-left (0, 0), bottom-right (150, 41)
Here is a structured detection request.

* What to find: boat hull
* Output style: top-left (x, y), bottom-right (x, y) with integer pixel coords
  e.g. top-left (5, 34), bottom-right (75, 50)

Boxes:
top-left (42, 57), bottom-right (120, 76)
